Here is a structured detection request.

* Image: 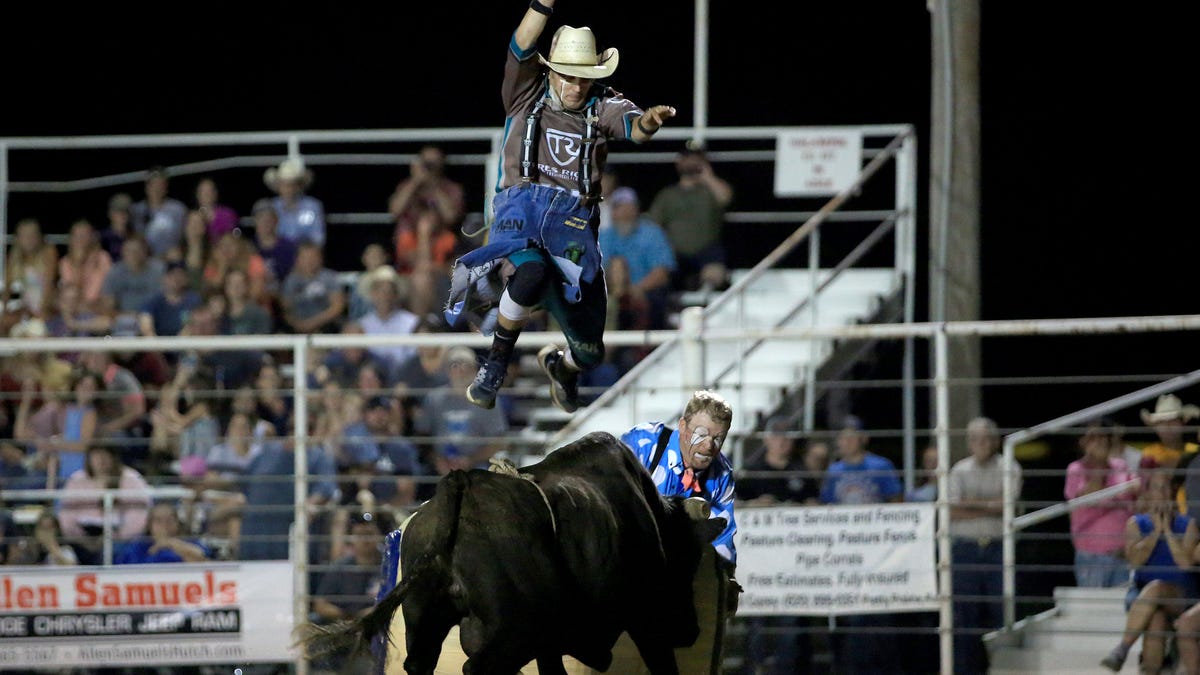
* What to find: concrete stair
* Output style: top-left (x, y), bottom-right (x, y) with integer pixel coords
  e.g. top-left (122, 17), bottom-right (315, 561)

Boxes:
top-left (987, 586), bottom-right (1143, 674)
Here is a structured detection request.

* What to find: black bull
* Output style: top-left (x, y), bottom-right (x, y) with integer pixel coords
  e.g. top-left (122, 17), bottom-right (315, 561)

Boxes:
top-left (299, 431), bottom-right (726, 674)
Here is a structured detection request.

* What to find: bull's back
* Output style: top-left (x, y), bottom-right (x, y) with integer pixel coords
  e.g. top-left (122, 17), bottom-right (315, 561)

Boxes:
top-left (525, 433), bottom-right (672, 596)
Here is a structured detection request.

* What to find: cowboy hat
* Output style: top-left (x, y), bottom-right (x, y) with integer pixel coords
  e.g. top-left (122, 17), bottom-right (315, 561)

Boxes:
top-left (537, 26), bottom-right (619, 79)
top-left (1140, 394), bottom-right (1200, 425)
top-left (263, 157), bottom-right (314, 192)
top-left (8, 317), bottom-right (47, 339)
top-left (356, 265), bottom-right (409, 301)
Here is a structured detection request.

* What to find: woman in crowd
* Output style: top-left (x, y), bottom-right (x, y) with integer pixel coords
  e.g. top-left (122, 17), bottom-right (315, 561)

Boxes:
top-left (1066, 417), bottom-right (1138, 588)
top-left (204, 232), bottom-right (268, 305)
top-left (194, 177), bottom-right (239, 244)
top-left (149, 359), bottom-right (220, 476)
top-left (173, 209), bottom-right (214, 292)
top-left (6, 510), bottom-right (79, 566)
top-left (57, 445), bottom-right (152, 564)
top-left (57, 219), bottom-right (112, 311)
top-left (13, 370), bottom-right (100, 488)
top-left (2, 218), bottom-right (58, 333)
top-left (1101, 471), bottom-right (1199, 672)
top-left (116, 501), bottom-right (210, 564)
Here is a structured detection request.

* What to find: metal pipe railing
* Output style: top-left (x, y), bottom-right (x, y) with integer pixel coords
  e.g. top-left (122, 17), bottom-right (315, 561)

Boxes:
top-left (1011, 478), bottom-right (1139, 531)
top-left (934, 327), bottom-right (955, 675)
top-left (4, 485), bottom-right (203, 565)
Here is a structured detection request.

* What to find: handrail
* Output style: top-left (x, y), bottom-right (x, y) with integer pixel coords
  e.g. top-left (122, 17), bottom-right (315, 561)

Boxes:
top-left (1, 486), bottom-right (195, 501)
top-left (548, 128), bottom-right (915, 446)
top-left (0, 124), bottom-right (913, 149)
top-left (1000, 365), bottom-right (1200, 631)
top-left (1011, 478), bottom-right (1139, 531)
top-left (4, 316), bottom-right (1200, 356)
top-left (3, 153), bottom-right (493, 193)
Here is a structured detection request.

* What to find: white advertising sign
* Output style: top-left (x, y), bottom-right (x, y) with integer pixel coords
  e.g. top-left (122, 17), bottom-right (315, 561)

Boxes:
top-left (736, 504), bottom-right (938, 616)
top-left (774, 129), bottom-right (863, 197)
top-left (0, 562), bottom-right (296, 668)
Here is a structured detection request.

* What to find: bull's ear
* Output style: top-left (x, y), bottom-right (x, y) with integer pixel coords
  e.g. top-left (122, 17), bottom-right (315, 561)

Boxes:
top-left (701, 516), bottom-right (727, 543)
top-left (683, 496), bottom-right (712, 520)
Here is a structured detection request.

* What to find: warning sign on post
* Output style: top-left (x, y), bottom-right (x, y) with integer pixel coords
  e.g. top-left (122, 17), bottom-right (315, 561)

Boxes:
top-left (774, 129), bottom-right (862, 197)
top-left (735, 504), bottom-right (938, 616)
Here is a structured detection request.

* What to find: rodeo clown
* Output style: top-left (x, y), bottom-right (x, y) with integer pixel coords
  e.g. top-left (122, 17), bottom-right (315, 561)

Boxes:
top-left (444, 0), bottom-right (678, 414)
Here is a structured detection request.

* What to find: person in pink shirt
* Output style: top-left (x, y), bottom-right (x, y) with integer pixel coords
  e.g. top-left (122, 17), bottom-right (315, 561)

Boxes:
top-left (57, 445), bottom-right (151, 560)
top-left (1065, 417), bottom-right (1139, 587)
top-left (195, 177), bottom-right (240, 244)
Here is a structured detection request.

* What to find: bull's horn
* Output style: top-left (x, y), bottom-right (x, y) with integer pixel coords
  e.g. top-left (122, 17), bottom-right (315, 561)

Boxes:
top-left (683, 497), bottom-right (712, 521)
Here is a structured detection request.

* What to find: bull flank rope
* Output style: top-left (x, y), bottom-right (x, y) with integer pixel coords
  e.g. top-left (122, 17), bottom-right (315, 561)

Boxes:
top-left (488, 457), bottom-right (558, 534)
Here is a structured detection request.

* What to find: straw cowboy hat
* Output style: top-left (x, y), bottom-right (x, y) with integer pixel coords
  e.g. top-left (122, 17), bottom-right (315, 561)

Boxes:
top-left (356, 265), bottom-right (410, 301)
top-left (538, 26), bottom-right (619, 79)
top-left (263, 157), bottom-right (314, 192)
top-left (8, 317), bottom-right (47, 339)
top-left (1140, 394), bottom-right (1200, 425)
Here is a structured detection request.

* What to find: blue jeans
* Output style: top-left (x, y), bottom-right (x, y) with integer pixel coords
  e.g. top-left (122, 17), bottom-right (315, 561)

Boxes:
top-left (1074, 549), bottom-right (1130, 588)
top-left (952, 539), bottom-right (1003, 675)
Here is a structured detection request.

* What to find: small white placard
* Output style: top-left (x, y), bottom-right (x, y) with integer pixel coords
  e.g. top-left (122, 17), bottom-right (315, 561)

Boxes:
top-left (775, 129), bottom-right (863, 197)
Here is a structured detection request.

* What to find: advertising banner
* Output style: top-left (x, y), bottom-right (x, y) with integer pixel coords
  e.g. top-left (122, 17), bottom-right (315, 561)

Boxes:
top-left (736, 504), bottom-right (938, 616)
top-left (0, 562), bottom-right (295, 669)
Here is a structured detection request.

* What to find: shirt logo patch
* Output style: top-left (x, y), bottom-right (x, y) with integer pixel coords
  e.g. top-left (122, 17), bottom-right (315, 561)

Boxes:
top-left (561, 216), bottom-right (588, 230)
top-left (545, 128), bottom-right (582, 167)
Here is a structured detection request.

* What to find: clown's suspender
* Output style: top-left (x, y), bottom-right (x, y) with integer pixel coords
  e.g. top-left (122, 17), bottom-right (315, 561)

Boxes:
top-left (521, 97), bottom-right (598, 202)
top-left (521, 100), bottom-right (545, 183)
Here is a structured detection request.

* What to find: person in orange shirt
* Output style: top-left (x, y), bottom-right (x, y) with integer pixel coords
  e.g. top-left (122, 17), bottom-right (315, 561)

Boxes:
top-left (388, 145), bottom-right (465, 317)
top-left (57, 219), bottom-right (112, 312)
top-left (203, 232), bottom-right (269, 307)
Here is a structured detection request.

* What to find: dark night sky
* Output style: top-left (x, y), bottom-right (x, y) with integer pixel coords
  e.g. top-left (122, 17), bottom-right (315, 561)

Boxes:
top-left (2, 2), bottom-right (1195, 428)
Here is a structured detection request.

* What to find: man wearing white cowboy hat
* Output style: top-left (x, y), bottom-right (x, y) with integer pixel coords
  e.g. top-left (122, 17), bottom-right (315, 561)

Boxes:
top-left (1138, 394), bottom-right (1200, 513)
top-left (446, 0), bottom-right (678, 413)
top-left (264, 157), bottom-right (327, 248)
top-left (1139, 394), bottom-right (1200, 467)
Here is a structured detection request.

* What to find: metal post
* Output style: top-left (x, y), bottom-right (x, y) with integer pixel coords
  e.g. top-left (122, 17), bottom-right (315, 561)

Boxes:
top-left (935, 327), bottom-right (954, 675)
top-left (736, 278), bottom-right (747, 429)
top-left (803, 226), bottom-right (820, 432)
top-left (102, 491), bottom-right (115, 566)
top-left (1, 142), bottom-right (8, 295)
top-left (680, 306), bottom-right (705, 394)
top-left (288, 135), bottom-right (301, 161)
top-left (1002, 435), bottom-right (1016, 631)
top-left (899, 133), bottom-right (918, 493)
top-left (293, 338), bottom-right (310, 675)
top-left (693, 0), bottom-right (709, 148)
